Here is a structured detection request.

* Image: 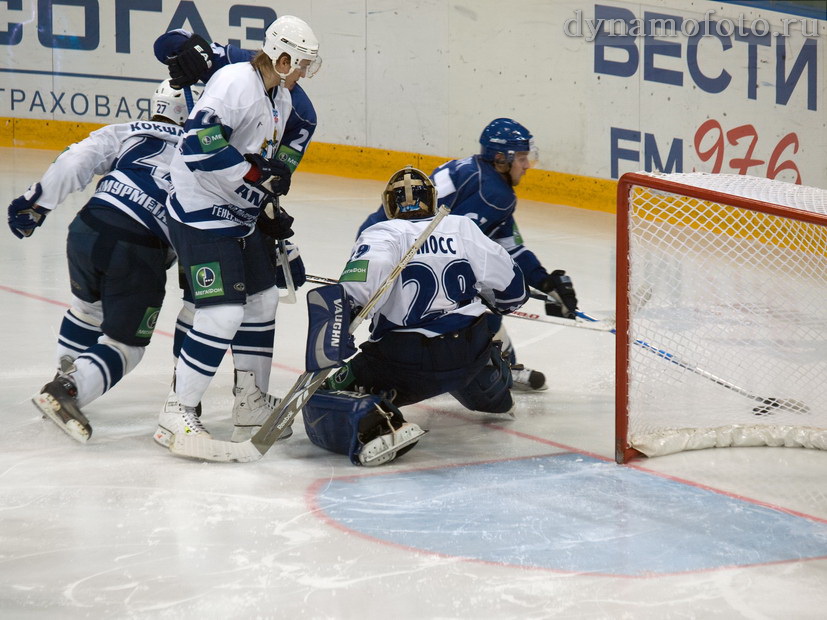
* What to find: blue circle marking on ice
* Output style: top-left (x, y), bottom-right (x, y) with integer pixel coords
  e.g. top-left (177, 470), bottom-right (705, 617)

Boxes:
top-left (312, 454), bottom-right (827, 576)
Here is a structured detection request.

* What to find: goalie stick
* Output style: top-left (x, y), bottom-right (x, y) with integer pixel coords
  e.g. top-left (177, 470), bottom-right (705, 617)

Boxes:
top-left (170, 205), bottom-right (452, 462)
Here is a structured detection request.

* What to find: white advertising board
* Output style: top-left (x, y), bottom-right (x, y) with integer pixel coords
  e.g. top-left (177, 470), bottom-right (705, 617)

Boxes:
top-left (1, 1), bottom-right (824, 186)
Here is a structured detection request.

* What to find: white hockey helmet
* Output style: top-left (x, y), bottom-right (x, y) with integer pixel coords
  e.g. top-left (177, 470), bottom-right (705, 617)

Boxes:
top-left (150, 79), bottom-right (201, 125)
top-left (262, 15), bottom-right (321, 80)
top-left (382, 166), bottom-right (438, 220)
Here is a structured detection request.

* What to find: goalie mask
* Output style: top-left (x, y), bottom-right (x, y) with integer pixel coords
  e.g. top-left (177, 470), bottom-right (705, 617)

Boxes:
top-left (262, 15), bottom-right (322, 81)
top-left (479, 118), bottom-right (538, 166)
top-left (151, 79), bottom-right (201, 125)
top-left (381, 166), bottom-right (438, 220)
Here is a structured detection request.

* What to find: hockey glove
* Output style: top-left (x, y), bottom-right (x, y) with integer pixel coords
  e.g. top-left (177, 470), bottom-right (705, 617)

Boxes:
top-left (275, 240), bottom-right (306, 289)
top-left (257, 204), bottom-right (294, 240)
top-left (167, 34), bottom-right (213, 88)
top-left (243, 153), bottom-right (292, 197)
top-left (8, 183), bottom-right (48, 239)
top-left (538, 269), bottom-right (578, 319)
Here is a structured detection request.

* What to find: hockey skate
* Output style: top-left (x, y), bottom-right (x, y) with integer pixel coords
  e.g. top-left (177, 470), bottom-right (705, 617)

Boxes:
top-left (359, 422), bottom-right (426, 466)
top-left (154, 391), bottom-right (210, 448)
top-left (231, 370), bottom-right (291, 442)
top-left (32, 374), bottom-right (92, 443)
top-left (510, 364), bottom-right (548, 391)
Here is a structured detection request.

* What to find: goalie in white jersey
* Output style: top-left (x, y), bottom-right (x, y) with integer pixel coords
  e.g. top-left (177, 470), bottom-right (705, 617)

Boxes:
top-left (302, 167), bottom-right (529, 466)
top-left (6, 80), bottom-right (199, 443)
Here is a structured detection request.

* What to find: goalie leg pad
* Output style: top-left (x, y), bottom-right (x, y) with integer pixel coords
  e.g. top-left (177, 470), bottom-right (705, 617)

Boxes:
top-left (302, 390), bottom-right (423, 466)
top-left (451, 342), bottom-right (514, 414)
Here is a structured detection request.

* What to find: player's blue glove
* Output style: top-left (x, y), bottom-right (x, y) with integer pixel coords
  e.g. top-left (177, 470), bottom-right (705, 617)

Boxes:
top-left (244, 153), bottom-right (292, 197)
top-left (539, 269), bottom-right (578, 319)
top-left (275, 240), bottom-right (306, 289)
top-left (8, 183), bottom-right (48, 239)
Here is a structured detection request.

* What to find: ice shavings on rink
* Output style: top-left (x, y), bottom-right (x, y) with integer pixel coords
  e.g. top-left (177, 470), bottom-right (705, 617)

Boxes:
top-left (311, 453), bottom-right (827, 576)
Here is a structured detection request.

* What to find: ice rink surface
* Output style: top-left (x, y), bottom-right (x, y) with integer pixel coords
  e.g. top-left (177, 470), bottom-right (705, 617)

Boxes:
top-left (1, 147), bottom-right (825, 618)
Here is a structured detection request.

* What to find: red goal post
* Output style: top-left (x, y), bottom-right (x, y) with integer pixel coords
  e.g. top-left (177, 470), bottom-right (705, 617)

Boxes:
top-left (615, 172), bottom-right (827, 464)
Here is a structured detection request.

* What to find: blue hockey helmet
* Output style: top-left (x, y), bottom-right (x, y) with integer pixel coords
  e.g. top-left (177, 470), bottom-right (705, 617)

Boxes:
top-left (382, 166), bottom-right (438, 220)
top-left (479, 118), bottom-right (537, 164)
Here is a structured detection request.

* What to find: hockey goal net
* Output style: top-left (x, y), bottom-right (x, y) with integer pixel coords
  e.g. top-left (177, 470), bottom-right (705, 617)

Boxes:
top-left (616, 172), bottom-right (827, 463)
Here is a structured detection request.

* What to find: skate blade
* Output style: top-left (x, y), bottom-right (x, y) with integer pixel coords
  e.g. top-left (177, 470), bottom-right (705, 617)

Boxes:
top-left (32, 394), bottom-right (90, 444)
top-left (359, 424), bottom-right (427, 467)
top-left (170, 433), bottom-right (264, 463)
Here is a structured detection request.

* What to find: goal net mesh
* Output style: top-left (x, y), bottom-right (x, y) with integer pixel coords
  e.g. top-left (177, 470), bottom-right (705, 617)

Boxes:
top-left (618, 172), bottom-right (827, 460)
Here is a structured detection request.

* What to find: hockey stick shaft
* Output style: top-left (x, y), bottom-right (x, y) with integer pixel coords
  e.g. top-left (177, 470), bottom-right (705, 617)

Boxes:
top-left (528, 285), bottom-right (799, 409)
top-left (309, 277), bottom-right (615, 332)
top-left (575, 310), bottom-right (805, 411)
top-left (171, 206), bottom-right (451, 462)
top-left (506, 308), bottom-right (615, 332)
top-left (309, 277), bottom-right (616, 332)
top-left (263, 197), bottom-right (296, 304)
top-left (183, 86), bottom-right (194, 112)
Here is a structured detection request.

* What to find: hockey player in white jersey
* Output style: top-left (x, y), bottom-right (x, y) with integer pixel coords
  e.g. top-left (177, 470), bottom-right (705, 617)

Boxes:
top-left (153, 16), bottom-right (321, 447)
top-left (6, 80), bottom-right (200, 443)
top-left (302, 167), bottom-right (529, 465)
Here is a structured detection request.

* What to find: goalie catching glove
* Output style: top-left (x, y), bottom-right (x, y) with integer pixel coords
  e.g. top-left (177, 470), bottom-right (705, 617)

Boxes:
top-left (538, 269), bottom-right (578, 319)
top-left (165, 33), bottom-right (213, 89)
top-left (244, 153), bottom-right (292, 197)
top-left (7, 183), bottom-right (48, 239)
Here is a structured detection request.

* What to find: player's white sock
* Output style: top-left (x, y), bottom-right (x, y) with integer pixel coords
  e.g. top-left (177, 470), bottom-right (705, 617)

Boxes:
top-left (175, 304), bottom-right (244, 407)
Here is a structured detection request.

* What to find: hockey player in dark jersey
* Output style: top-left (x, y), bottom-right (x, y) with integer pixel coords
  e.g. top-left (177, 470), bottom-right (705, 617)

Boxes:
top-left (6, 80), bottom-right (201, 443)
top-left (356, 118), bottom-right (578, 392)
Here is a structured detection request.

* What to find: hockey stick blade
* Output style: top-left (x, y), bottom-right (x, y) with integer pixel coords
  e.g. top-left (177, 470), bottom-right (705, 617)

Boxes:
top-left (752, 397), bottom-right (810, 416)
top-left (170, 206), bottom-right (452, 462)
top-left (170, 433), bottom-right (264, 462)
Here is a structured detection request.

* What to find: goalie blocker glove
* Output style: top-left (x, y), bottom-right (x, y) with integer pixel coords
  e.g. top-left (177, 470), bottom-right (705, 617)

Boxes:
top-left (539, 269), bottom-right (578, 319)
top-left (166, 34), bottom-right (213, 89)
top-left (244, 153), bottom-right (292, 197)
top-left (7, 183), bottom-right (48, 239)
